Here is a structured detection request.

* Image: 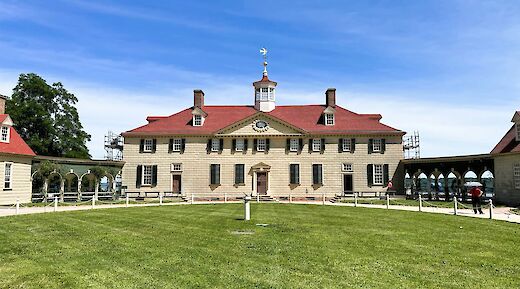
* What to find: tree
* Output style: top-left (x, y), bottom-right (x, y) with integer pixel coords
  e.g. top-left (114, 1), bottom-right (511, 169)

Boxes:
top-left (6, 73), bottom-right (91, 158)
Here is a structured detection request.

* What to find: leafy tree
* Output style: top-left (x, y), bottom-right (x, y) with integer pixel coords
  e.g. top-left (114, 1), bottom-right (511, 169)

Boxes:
top-left (6, 73), bottom-right (91, 158)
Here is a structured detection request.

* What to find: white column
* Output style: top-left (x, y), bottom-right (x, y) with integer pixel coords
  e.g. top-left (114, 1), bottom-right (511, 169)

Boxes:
top-left (354, 192), bottom-right (358, 207)
top-left (244, 196), bottom-right (251, 221)
top-left (419, 194), bottom-right (423, 212)
top-left (159, 193), bottom-right (163, 205)
top-left (54, 196), bottom-right (58, 212)
top-left (489, 199), bottom-right (493, 219)
top-left (454, 197), bottom-right (458, 215)
top-left (224, 192), bottom-right (227, 203)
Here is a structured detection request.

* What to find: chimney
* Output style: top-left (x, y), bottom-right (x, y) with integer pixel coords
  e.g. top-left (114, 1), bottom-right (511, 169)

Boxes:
top-left (194, 89), bottom-right (204, 109)
top-left (325, 88), bottom-right (336, 107)
top-left (0, 94), bottom-right (6, 114)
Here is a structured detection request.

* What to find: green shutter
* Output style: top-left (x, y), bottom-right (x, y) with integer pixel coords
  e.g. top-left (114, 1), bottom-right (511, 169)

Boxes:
top-left (136, 165), bottom-right (142, 188)
top-left (367, 164), bottom-right (373, 187)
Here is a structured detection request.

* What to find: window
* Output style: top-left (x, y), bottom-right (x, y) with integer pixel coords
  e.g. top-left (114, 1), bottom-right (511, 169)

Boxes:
top-left (193, 115), bottom-right (202, 126)
top-left (171, 139), bottom-right (182, 152)
top-left (171, 163), bottom-right (182, 172)
top-left (142, 165), bottom-right (153, 186)
top-left (290, 164), bottom-right (300, 185)
top-left (235, 164), bottom-right (245, 185)
top-left (312, 139), bottom-right (322, 152)
top-left (4, 163), bottom-right (11, 189)
top-left (372, 139), bottom-right (382, 152)
top-left (210, 164), bottom-right (220, 185)
top-left (342, 139), bottom-right (351, 152)
top-left (261, 87), bottom-right (269, 100)
top-left (373, 164), bottom-right (383, 185)
top-left (325, 113), bottom-right (334, 125)
top-left (342, 163), bottom-right (353, 172)
top-left (0, 126), bottom-right (9, 143)
top-left (312, 164), bottom-right (323, 185)
top-left (289, 139), bottom-right (299, 152)
top-left (235, 139), bottom-right (245, 151)
top-left (514, 163), bottom-right (520, 189)
top-left (257, 139), bottom-right (266, 152)
top-left (211, 139), bottom-right (220, 152)
top-left (143, 139), bottom-right (153, 152)
top-left (269, 87), bottom-right (275, 100)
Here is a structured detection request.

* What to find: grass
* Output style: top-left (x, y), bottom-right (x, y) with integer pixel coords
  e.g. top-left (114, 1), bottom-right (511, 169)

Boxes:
top-left (0, 204), bottom-right (519, 288)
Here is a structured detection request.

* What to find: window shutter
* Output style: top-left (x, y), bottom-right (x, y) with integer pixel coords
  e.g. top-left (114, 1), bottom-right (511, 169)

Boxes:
top-left (211, 164), bottom-right (220, 185)
top-left (295, 164), bottom-right (300, 184)
top-left (321, 138), bottom-right (326, 153)
top-left (351, 138), bottom-right (356, 154)
top-left (318, 165), bottom-right (323, 184)
top-left (232, 139), bottom-right (236, 153)
top-left (338, 138), bottom-right (343, 153)
top-left (244, 139), bottom-right (248, 151)
top-left (219, 139), bottom-right (224, 153)
top-left (308, 139), bottom-right (313, 153)
top-left (152, 139), bottom-right (157, 153)
top-left (318, 114), bottom-right (325, 125)
top-left (383, 164), bottom-right (389, 185)
top-left (152, 165), bottom-right (158, 187)
top-left (235, 164), bottom-right (244, 184)
top-left (381, 139), bottom-right (386, 154)
top-left (253, 139), bottom-right (257, 152)
top-left (215, 165), bottom-right (220, 185)
top-left (136, 165), bottom-right (142, 188)
top-left (168, 139), bottom-right (173, 153)
top-left (312, 164), bottom-right (322, 185)
top-left (181, 139), bottom-right (186, 153)
top-left (139, 139), bottom-right (144, 153)
top-left (367, 164), bottom-right (373, 187)
top-left (266, 139), bottom-right (270, 152)
top-left (368, 139), bottom-right (373, 154)
top-left (286, 139), bottom-right (290, 153)
top-left (299, 138), bottom-right (304, 153)
top-left (207, 139), bottom-right (211, 153)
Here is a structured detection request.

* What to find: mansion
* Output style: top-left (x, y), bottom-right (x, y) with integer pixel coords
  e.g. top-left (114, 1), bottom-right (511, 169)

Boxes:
top-left (121, 67), bottom-right (405, 197)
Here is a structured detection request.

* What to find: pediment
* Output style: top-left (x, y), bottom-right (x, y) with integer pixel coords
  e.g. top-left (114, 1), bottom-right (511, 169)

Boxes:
top-left (512, 111), bottom-right (520, 123)
top-left (216, 112), bottom-right (305, 136)
top-left (1, 115), bottom-right (13, 126)
top-left (192, 107), bottom-right (208, 117)
top-left (323, 106), bottom-right (336, 114)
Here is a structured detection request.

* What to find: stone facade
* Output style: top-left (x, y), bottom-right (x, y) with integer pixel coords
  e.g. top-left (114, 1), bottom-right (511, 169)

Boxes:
top-left (0, 154), bottom-right (32, 205)
top-left (122, 115), bottom-right (403, 196)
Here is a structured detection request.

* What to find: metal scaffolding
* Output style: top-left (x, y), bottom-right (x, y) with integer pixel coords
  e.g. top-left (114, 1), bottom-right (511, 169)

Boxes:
top-left (104, 131), bottom-right (124, 161)
top-left (403, 130), bottom-right (420, 159)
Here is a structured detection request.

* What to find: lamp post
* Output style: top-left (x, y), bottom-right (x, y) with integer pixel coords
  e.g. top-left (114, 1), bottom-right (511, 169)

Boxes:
top-left (244, 195), bottom-right (251, 221)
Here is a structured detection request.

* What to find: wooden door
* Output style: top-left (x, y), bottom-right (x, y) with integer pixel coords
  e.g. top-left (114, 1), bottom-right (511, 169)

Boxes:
top-left (343, 174), bottom-right (353, 194)
top-left (257, 172), bottom-right (267, 195)
top-left (172, 175), bottom-right (181, 193)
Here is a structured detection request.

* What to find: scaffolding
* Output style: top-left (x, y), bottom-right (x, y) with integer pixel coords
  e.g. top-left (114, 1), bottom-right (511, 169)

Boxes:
top-left (403, 130), bottom-right (420, 159)
top-left (104, 131), bottom-right (124, 161)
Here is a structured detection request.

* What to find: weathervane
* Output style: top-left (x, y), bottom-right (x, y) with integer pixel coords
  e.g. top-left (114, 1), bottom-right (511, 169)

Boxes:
top-left (260, 47), bottom-right (268, 76)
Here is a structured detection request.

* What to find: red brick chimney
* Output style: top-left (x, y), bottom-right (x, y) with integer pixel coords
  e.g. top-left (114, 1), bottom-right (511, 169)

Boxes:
top-left (0, 94), bottom-right (6, 114)
top-left (325, 88), bottom-right (336, 107)
top-left (194, 89), bottom-right (204, 109)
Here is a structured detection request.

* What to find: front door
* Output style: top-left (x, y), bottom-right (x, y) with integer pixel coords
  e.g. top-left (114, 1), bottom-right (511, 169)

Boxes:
top-left (172, 175), bottom-right (181, 193)
top-left (257, 172), bottom-right (267, 195)
top-left (343, 174), bottom-right (353, 194)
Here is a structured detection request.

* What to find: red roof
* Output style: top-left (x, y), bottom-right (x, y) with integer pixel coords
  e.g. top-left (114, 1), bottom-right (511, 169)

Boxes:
top-left (123, 105), bottom-right (404, 136)
top-left (0, 115), bottom-right (35, 157)
top-left (491, 124), bottom-right (520, 154)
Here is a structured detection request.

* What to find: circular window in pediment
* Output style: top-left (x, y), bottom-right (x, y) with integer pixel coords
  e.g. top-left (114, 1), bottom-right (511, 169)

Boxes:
top-left (252, 120), bottom-right (269, 132)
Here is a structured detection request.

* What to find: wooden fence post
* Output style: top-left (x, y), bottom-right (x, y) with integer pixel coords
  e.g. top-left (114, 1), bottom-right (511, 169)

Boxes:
top-left (354, 192), bottom-right (358, 207)
top-left (126, 194), bottom-right (129, 208)
top-left (16, 199), bottom-right (20, 215)
top-left (489, 199), bottom-right (493, 220)
top-left (386, 194), bottom-right (389, 209)
top-left (419, 194), bottom-right (423, 212)
top-left (454, 197), bottom-right (458, 216)
top-left (54, 196), bottom-right (58, 212)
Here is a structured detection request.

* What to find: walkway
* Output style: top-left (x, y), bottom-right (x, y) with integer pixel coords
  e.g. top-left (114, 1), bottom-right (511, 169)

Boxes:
top-left (0, 200), bottom-right (519, 224)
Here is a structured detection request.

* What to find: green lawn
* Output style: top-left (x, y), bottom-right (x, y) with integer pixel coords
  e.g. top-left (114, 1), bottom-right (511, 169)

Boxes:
top-left (1, 204), bottom-right (519, 288)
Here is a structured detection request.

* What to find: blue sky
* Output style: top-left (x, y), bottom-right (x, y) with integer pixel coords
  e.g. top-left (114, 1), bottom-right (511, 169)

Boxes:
top-left (1, 0), bottom-right (519, 158)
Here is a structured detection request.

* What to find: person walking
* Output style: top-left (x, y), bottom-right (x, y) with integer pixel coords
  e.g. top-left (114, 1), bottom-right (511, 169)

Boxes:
top-left (469, 186), bottom-right (484, 214)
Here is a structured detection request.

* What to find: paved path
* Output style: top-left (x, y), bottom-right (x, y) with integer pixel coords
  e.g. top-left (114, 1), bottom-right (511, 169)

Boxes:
top-left (1, 200), bottom-right (519, 224)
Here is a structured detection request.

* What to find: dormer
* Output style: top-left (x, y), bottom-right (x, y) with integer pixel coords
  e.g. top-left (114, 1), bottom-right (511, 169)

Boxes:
top-left (323, 88), bottom-right (337, 126)
top-left (192, 89), bottom-right (207, 126)
top-left (511, 111), bottom-right (520, 141)
top-left (0, 115), bottom-right (13, 143)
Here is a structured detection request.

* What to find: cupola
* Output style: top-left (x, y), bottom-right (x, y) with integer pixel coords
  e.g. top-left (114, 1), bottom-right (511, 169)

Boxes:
top-left (253, 48), bottom-right (277, 112)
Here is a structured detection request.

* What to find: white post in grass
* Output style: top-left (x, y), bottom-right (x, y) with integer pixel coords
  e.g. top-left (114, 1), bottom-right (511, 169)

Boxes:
top-left (54, 196), bottom-right (58, 212)
top-left (489, 199), bottom-right (493, 220)
top-left (159, 193), bottom-right (163, 206)
top-left (224, 192), bottom-right (227, 203)
top-left (244, 195), bottom-right (251, 221)
top-left (257, 194), bottom-right (259, 203)
top-left (322, 193), bottom-right (325, 205)
top-left (419, 194), bottom-right (423, 212)
top-left (289, 193), bottom-right (292, 203)
top-left (126, 194), bottom-right (129, 208)
top-left (354, 192), bottom-right (358, 207)
top-left (191, 193), bottom-right (194, 204)
top-left (92, 196), bottom-right (95, 209)
top-left (386, 194), bottom-right (389, 209)
top-left (454, 197), bottom-right (458, 216)
top-left (15, 199), bottom-right (19, 215)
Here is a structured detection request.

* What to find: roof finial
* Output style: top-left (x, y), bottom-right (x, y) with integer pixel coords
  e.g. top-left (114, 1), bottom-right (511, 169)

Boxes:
top-left (260, 47), bottom-right (268, 76)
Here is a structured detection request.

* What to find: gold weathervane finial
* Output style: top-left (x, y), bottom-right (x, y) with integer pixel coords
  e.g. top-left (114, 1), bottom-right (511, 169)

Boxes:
top-left (260, 47), bottom-right (268, 76)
